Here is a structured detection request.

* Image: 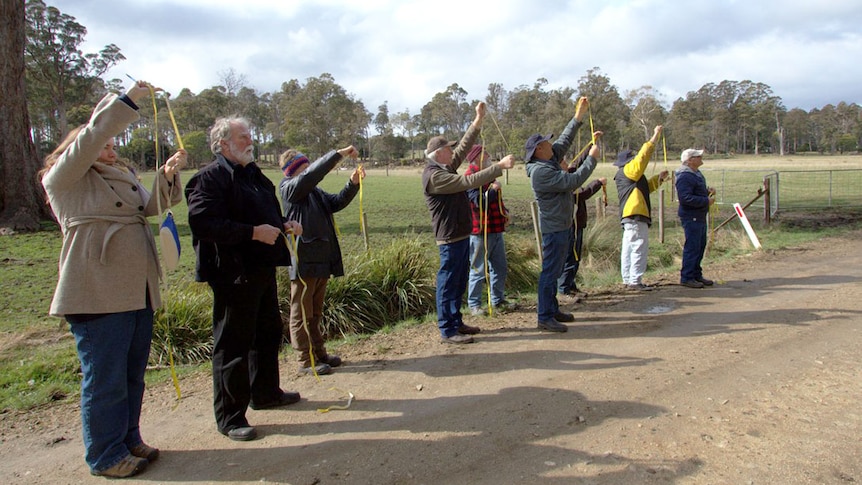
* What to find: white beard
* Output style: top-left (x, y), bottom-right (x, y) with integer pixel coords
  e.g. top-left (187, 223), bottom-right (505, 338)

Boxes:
top-left (229, 141), bottom-right (255, 165)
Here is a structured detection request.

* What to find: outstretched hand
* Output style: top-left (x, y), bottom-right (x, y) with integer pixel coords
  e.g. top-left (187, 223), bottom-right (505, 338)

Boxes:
top-left (338, 145), bottom-right (359, 159)
top-left (574, 97), bottom-right (589, 122)
top-left (126, 81), bottom-right (152, 104)
top-left (497, 154), bottom-right (515, 170)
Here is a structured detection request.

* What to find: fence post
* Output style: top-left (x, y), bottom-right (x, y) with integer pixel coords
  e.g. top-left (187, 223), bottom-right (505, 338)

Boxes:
top-left (763, 177), bottom-right (771, 224)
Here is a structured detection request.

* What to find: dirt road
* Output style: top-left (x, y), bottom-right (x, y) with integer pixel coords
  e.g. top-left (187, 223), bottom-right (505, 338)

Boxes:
top-left (2, 231), bottom-right (861, 484)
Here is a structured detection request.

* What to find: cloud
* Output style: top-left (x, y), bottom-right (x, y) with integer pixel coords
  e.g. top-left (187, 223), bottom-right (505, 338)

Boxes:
top-left (44, 0), bottom-right (862, 116)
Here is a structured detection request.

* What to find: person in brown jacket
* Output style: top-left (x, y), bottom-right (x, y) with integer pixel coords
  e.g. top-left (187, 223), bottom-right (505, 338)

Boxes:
top-left (40, 81), bottom-right (185, 478)
top-left (422, 101), bottom-right (516, 344)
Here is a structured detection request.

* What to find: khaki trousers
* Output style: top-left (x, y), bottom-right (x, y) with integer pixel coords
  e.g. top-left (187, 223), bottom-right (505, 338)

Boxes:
top-left (288, 276), bottom-right (329, 366)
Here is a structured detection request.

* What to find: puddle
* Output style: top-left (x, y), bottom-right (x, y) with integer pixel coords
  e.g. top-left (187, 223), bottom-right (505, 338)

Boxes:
top-left (642, 304), bottom-right (674, 314)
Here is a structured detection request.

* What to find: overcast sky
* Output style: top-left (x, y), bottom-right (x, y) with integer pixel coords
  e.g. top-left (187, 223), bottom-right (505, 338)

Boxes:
top-left (48, 0), bottom-right (861, 116)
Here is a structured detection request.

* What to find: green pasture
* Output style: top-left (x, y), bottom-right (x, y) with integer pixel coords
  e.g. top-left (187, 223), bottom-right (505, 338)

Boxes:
top-left (2, 154), bottom-right (861, 411)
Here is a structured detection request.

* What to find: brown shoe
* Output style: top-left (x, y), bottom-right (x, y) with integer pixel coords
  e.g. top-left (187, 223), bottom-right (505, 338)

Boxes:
top-left (129, 442), bottom-right (159, 462)
top-left (441, 334), bottom-right (474, 344)
top-left (91, 454), bottom-right (148, 478)
top-left (457, 324), bottom-right (481, 335)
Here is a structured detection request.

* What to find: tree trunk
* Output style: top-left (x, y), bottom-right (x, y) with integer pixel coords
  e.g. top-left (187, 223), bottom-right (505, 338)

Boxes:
top-left (0, 0), bottom-right (43, 232)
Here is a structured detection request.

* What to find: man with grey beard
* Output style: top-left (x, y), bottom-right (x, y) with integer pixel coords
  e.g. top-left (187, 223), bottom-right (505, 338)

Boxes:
top-left (185, 117), bottom-right (303, 442)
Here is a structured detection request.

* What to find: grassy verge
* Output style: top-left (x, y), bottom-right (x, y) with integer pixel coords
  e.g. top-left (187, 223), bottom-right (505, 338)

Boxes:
top-left (2, 165), bottom-right (861, 412)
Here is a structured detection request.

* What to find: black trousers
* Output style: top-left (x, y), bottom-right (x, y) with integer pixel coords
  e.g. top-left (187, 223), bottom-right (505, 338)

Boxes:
top-left (208, 267), bottom-right (283, 432)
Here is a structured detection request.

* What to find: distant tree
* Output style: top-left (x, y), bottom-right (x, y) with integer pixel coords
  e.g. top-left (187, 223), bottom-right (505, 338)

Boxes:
top-left (625, 86), bottom-right (666, 141)
top-left (577, 68), bottom-right (628, 152)
top-left (24, 0), bottom-right (124, 141)
top-left (419, 83), bottom-right (471, 138)
top-left (181, 131), bottom-right (210, 168)
top-left (1, 0), bottom-right (43, 230)
top-left (278, 73), bottom-right (370, 157)
top-left (391, 109), bottom-right (419, 159)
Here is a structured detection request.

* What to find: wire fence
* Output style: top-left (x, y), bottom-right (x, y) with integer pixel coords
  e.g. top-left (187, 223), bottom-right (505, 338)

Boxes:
top-left (685, 168), bottom-right (862, 223)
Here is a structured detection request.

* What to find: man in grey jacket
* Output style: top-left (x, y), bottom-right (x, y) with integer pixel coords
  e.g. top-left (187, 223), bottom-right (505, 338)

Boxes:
top-left (422, 101), bottom-right (516, 344)
top-left (525, 97), bottom-right (602, 332)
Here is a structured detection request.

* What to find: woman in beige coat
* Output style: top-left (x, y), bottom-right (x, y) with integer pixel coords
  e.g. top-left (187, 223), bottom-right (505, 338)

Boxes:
top-left (40, 81), bottom-right (185, 478)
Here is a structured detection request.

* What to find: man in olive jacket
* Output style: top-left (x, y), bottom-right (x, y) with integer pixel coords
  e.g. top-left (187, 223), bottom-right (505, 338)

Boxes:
top-left (422, 101), bottom-right (515, 344)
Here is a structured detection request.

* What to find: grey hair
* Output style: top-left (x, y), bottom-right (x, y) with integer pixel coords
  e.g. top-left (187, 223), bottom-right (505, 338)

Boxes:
top-left (209, 116), bottom-right (251, 155)
top-left (426, 148), bottom-right (440, 163)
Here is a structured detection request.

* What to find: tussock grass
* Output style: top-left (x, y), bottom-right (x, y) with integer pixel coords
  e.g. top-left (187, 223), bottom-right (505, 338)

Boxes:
top-left (277, 236), bottom-right (436, 338)
top-left (152, 282), bottom-right (213, 365)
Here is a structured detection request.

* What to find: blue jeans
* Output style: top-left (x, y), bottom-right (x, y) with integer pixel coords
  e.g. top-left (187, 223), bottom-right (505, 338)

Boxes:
top-left (538, 229), bottom-right (572, 322)
top-left (467, 233), bottom-right (508, 309)
top-left (558, 226), bottom-right (583, 293)
top-left (69, 305), bottom-right (154, 473)
top-left (436, 239), bottom-right (469, 337)
top-left (680, 216), bottom-right (707, 282)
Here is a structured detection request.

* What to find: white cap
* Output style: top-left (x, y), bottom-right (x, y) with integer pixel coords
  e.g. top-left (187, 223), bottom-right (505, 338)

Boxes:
top-left (681, 149), bottom-right (704, 163)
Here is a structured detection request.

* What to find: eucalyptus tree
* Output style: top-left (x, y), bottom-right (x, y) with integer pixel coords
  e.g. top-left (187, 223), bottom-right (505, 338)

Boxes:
top-left (277, 73), bottom-right (370, 158)
top-left (419, 83), bottom-right (472, 140)
top-left (576, 68), bottom-right (628, 152)
top-left (783, 108), bottom-right (813, 153)
top-left (24, 0), bottom-right (124, 142)
top-left (1, 0), bottom-right (43, 230)
top-left (391, 109), bottom-right (420, 159)
top-left (625, 86), bottom-right (667, 143)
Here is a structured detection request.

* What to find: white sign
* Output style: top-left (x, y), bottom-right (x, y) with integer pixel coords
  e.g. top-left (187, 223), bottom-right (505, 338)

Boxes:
top-left (733, 203), bottom-right (762, 249)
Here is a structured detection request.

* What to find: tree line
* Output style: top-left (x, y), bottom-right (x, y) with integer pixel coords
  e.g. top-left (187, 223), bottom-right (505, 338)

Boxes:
top-left (1, 0), bottom-right (860, 230)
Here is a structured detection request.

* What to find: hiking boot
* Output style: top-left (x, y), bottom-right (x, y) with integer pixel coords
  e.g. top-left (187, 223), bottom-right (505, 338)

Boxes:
top-left (697, 277), bottom-right (714, 286)
top-left (91, 454), bottom-right (148, 478)
top-left (681, 280), bottom-right (705, 289)
top-left (538, 319), bottom-right (568, 333)
top-left (554, 311), bottom-right (575, 322)
top-left (441, 334), bottom-right (474, 344)
top-left (457, 324), bottom-right (481, 335)
top-left (318, 354), bottom-right (342, 367)
top-left (298, 363), bottom-right (332, 376)
top-left (129, 442), bottom-right (159, 462)
top-left (469, 307), bottom-right (484, 316)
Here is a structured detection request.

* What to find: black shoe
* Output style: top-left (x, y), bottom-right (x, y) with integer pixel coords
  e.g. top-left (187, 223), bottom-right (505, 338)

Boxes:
top-left (298, 363), bottom-right (332, 376)
top-left (681, 280), bottom-right (705, 289)
top-left (223, 426), bottom-right (257, 441)
top-left (250, 390), bottom-right (301, 410)
top-left (538, 319), bottom-right (568, 333)
top-left (441, 334), bottom-right (474, 344)
top-left (457, 324), bottom-right (481, 335)
top-left (697, 277), bottom-right (714, 286)
top-left (318, 354), bottom-right (342, 367)
top-left (553, 311), bottom-right (575, 322)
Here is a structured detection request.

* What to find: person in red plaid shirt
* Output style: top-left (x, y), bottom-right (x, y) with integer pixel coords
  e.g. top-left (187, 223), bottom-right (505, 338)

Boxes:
top-left (464, 145), bottom-right (519, 316)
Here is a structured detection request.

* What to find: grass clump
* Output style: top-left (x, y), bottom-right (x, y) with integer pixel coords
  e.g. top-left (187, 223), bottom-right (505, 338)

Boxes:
top-left (278, 236), bottom-right (436, 338)
top-left (152, 281), bottom-right (213, 365)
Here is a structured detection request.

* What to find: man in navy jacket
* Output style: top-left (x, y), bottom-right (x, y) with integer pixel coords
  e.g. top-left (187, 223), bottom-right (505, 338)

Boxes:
top-left (675, 149), bottom-right (715, 288)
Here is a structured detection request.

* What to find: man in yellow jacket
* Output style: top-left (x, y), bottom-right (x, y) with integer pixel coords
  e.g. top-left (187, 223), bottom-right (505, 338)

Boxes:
top-left (613, 125), bottom-right (667, 290)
